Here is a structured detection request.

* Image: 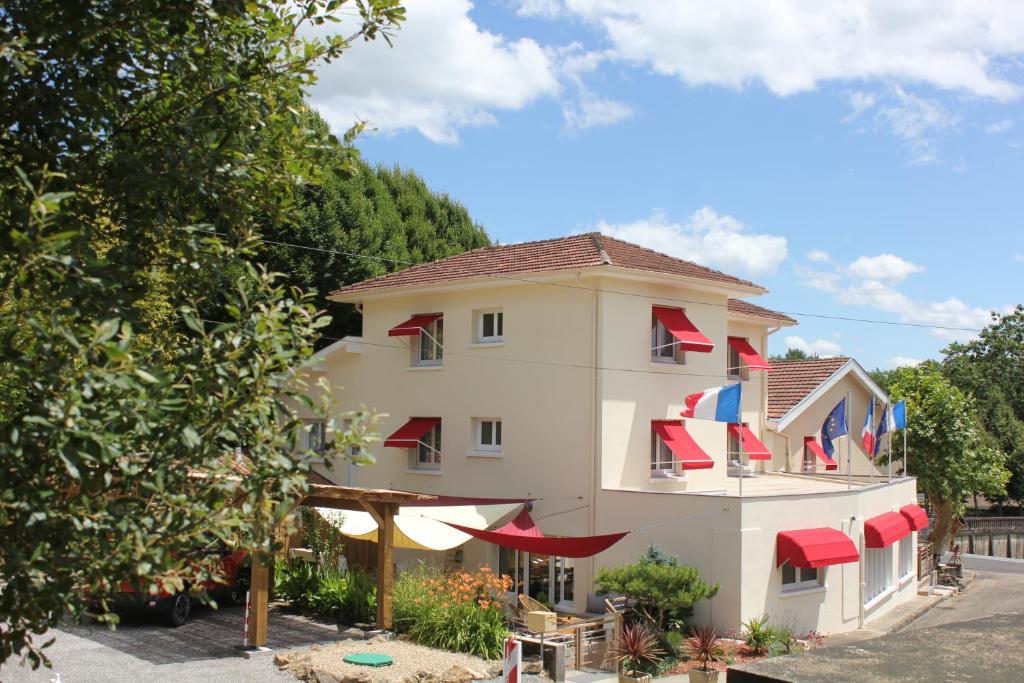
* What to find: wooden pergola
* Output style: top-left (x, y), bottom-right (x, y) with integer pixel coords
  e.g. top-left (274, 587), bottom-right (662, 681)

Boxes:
top-left (247, 482), bottom-right (437, 647)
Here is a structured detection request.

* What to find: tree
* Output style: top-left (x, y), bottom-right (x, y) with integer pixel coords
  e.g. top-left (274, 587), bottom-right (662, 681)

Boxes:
top-left (0, 0), bottom-right (402, 667)
top-left (260, 111), bottom-right (491, 341)
top-left (770, 348), bottom-right (811, 361)
top-left (595, 548), bottom-right (718, 630)
top-left (882, 364), bottom-right (1009, 555)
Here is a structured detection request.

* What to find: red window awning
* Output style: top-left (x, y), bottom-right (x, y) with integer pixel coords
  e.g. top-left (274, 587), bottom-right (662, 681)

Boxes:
top-left (728, 423), bottom-right (772, 461)
top-left (383, 417), bottom-right (441, 448)
top-left (804, 436), bottom-right (838, 470)
top-left (447, 509), bottom-right (628, 558)
top-left (388, 313), bottom-right (442, 337)
top-left (727, 336), bottom-right (770, 371)
top-left (653, 420), bottom-right (714, 470)
top-left (865, 511), bottom-right (911, 548)
top-left (777, 527), bottom-right (860, 568)
top-left (899, 504), bottom-right (929, 531)
top-left (652, 306), bottom-right (714, 353)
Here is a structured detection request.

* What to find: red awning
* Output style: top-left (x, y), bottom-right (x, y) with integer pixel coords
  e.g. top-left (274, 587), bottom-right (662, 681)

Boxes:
top-left (899, 504), bottom-right (929, 531)
top-left (653, 420), bottom-right (714, 470)
top-left (652, 306), bottom-right (714, 353)
top-left (447, 509), bottom-right (628, 558)
top-left (388, 313), bottom-right (442, 337)
top-left (804, 437), bottom-right (838, 470)
top-left (865, 511), bottom-right (911, 548)
top-left (728, 424), bottom-right (771, 461)
top-left (383, 417), bottom-right (441, 448)
top-left (727, 337), bottom-right (771, 371)
top-left (777, 527), bottom-right (860, 568)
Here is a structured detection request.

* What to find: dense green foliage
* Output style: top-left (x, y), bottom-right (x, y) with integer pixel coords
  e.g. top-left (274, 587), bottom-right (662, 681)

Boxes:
top-left (0, 0), bottom-right (402, 666)
top-left (595, 548), bottom-right (719, 630)
top-left (769, 348), bottom-right (812, 361)
top-left (262, 112), bottom-right (491, 340)
top-left (741, 615), bottom-right (793, 657)
top-left (275, 561), bottom-right (377, 623)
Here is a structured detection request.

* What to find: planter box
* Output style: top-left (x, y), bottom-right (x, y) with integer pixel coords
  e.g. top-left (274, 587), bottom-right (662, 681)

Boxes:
top-left (688, 670), bottom-right (720, 683)
top-left (618, 674), bottom-right (651, 683)
top-left (527, 610), bottom-right (557, 634)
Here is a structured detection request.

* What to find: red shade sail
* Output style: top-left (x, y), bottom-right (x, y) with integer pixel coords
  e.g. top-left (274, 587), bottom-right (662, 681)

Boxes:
top-left (777, 527), bottom-right (860, 568)
top-left (865, 511), bottom-right (911, 548)
top-left (447, 509), bottom-right (627, 558)
top-left (727, 337), bottom-right (771, 371)
top-left (804, 437), bottom-right (838, 470)
top-left (388, 313), bottom-right (442, 337)
top-left (652, 306), bottom-right (714, 353)
top-left (383, 417), bottom-right (441, 448)
top-left (653, 420), bottom-right (714, 470)
top-left (899, 504), bottom-right (929, 531)
top-left (728, 423), bottom-right (771, 461)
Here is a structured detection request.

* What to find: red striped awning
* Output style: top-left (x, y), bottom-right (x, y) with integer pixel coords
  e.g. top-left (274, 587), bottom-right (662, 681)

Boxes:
top-left (777, 527), bottom-right (860, 568)
top-left (727, 337), bottom-right (771, 371)
top-left (447, 509), bottom-right (627, 558)
top-left (804, 436), bottom-right (838, 470)
top-left (388, 313), bottom-right (442, 337)
top-left (653, 420), bottom-right (714, 470)
top-left (728, 423), bottom-right (771, 461)
top-left (652, 306), bottom-right (714, 353)
top-left (865, 511), bottom-right (911, 548)
top-left (899, 504), bottom-right (929, 531)
top-left (383, 417), bottom-right (441, 448)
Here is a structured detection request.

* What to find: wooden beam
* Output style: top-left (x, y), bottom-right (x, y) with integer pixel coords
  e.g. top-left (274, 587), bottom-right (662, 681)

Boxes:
top-left (250, 553), bottom-right (269, 647)
top-left (359, 498), bottom-right (384, 526)
top-left (375, 502), bottom-right (396, 630)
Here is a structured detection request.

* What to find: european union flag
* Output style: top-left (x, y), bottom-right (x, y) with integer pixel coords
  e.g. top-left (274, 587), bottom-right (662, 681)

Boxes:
top-left (821, 398), bottom-right (848, 458)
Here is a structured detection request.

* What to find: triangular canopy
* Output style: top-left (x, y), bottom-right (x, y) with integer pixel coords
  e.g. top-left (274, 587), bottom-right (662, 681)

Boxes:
top-left (447, 509), bottom-right (628, 558)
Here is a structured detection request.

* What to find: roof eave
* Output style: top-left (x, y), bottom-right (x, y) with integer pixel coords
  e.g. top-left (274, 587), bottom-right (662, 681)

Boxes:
top-left (774, 359), bottom-right (889, 431)
top-left (727, 310), bottom-right (798, 327)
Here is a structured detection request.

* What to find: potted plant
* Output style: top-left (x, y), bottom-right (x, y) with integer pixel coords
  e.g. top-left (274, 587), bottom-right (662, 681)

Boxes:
top-left (686, 626), bottom-right (725, 683)
top-left (610, 623), bottom-right (665, 683)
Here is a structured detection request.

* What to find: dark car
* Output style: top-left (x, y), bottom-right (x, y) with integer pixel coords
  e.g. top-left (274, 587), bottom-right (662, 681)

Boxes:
top-left (111, 541), bottom-right (250, 627)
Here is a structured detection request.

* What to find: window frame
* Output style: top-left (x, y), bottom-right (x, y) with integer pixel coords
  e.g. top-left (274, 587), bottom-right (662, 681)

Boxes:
top-left (650, 426), bottom-right (681, 477)
top-left (898, 536), bottom-right (914, 580)
top-left (474, 418), bottom-right (503, 453)
top-left (476, 309), bottom-right (504, 343)
top-left (781, 563), bottom-right (822, 592)
top-left (650, 310), bottom-right (687, 365)
top-left (302, 419), bottom-right (326, 459)
top-left (413, 316), bottom-right (444, 367)
top-left (411, 422), bottom-right (442, 470)
top-left (802, 442), bottom-right (816, 473)
top-left (727, 339), bottom-right (751, 381)
top-left (864, 545), bottom-right (894, 604)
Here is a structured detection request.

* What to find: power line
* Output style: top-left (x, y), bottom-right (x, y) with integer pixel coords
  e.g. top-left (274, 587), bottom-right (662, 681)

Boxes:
top-left (188, 226), bottom-right (985, 333)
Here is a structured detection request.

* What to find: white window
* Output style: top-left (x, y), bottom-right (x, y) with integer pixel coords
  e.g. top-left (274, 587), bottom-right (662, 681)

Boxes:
top-left (728, 340), bottom-right (750, 381)
top-left (414, 316), bottom-right (443, 366)
top-left (474, 418), bottom-right (503, 453)
top-left (802, 442), bottom-right (816, 473)
top-left (476, 309), bottom-right (503, 343)
top-left (302, 420), bottom-right (326, 458)
top-left (864, 545), bottom-right (894, 604)
top-left (899, 537), bottom-right (914, 579)
top-left (650, 427), bottom-right (678, 476)
top-left (651, 311), bottom-right (686, 365)
top-left (412, 422), bottom-right (442, 470)
top-left (781, 564), bottom-right (821, 592)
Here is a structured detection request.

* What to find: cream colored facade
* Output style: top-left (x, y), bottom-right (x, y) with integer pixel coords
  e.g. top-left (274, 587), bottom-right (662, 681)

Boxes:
top-left (309, 260), bottom-right (922, 636)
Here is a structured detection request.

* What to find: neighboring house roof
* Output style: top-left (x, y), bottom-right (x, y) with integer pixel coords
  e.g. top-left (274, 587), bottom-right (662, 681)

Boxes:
top-left (329, 233), bottom-right (765, 299)
top-left (727, 299), bottom-right (797, 325)
top-left (767, 357), bottom-right (888, 430)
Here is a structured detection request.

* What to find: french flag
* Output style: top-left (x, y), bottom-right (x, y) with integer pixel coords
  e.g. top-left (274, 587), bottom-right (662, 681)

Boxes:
top-left (681, 384), bottom-right (742, 423)
top-left (862, 400), bottom-right (876, 456)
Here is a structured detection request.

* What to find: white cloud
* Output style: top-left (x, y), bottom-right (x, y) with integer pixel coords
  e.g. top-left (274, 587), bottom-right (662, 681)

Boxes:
top-left (843, 91), bottom-right (878, 121)
top-left (1014, 254), bottom-right (1024, 263)
top-left (985, 119), bottom-right (1016, 134)
top-left (554, 45), bottom-right (636, 131)
top-left (885, 356), bottom-right (923, 368)
top-left (847, 254), bottom-right (925, 283)
top-left (785, 335), bottom-right (843, 357)
top-left (871, 86), bottom-right (961, 165)
top-left (535, 1), bottom-right (1024, 100)
top-left (517, 0), bottom-right (564, 19)
top-left (305, 0), bottom-right (560, 143)
top-left (594, 206), bottom-right (789, 277)
top-left (794, 264), bottom-right (842, 293)
top-left (806, 249), bottom-right (831, 263)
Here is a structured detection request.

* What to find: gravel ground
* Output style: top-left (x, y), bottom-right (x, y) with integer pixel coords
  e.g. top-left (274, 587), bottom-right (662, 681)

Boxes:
top-left (275, 637), bottom-right (501, 682)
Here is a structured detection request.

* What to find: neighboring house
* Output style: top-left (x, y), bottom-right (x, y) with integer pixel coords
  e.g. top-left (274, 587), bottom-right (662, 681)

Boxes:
top-left (765, 357), bottom-right (891, 478)
top-left (306, 233), bottom-right (923, 635)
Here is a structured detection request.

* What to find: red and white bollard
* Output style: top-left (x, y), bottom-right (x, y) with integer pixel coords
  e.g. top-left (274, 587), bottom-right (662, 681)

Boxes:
top-left (503, 637), bottom-right (521, 683)
top-left (242, 590), bottom-right (252, 648)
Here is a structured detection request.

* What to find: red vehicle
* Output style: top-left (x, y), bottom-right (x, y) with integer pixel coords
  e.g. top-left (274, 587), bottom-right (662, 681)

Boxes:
top-left (111, 540), bottom-right (250, 627)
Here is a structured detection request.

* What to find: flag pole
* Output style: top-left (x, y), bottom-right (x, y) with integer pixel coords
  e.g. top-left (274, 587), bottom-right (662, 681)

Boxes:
top-left (846, 390), bottom-right (853, 491)
top-left (738, 421), bottom-right (744, 498)
top-left (887, 422), bottom-right (893, 484)
top-left (903, 403), bottom-right (909, 479)
top-left (868, 400), bottom-right (874, 485)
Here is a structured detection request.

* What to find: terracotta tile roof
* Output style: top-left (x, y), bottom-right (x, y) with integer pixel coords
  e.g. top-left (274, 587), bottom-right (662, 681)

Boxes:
top-left (330, 233), bottom-right (763, 298)
top-left (728, 299), bottom-right (797, 324)
top-left (768, 357), bottom-right (850, 420)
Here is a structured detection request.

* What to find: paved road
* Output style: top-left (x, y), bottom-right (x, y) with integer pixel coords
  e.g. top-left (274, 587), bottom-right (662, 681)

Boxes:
top-left (907, 567), bottom-right (1024, 629)
top-left (2, 604), bottom-right (339, 683)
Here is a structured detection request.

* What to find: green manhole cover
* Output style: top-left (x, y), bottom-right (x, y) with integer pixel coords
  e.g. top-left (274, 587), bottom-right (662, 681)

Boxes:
top-left (343, 653), bottom-right (393, 667)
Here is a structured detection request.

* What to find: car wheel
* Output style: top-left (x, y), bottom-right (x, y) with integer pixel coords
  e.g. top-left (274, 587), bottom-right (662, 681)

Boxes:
top-left (230, 570), bottom-right (251, 606)
top-left (165, 591), bottom-right (191, 627)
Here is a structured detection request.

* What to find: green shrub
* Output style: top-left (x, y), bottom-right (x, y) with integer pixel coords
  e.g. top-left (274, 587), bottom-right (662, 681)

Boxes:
top-left (342, 568), bottom-right (377, 624)
top-left (664, 629), bottom-right (685, 656)
top-left (392, 563), bottom-right (439, 633)
top-left (741, 615), bottom-right (793, 656)
top-left (275, 559), bottom-right (320, 610)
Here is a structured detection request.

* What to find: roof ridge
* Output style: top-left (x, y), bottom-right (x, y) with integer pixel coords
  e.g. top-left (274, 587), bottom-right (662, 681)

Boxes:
top-left (588, 233), bottom-right (612, 265)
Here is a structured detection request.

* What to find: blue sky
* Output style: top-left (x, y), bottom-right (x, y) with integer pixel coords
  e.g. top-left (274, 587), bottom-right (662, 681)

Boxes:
top-left (304, 1), bottom-right (1024, 370)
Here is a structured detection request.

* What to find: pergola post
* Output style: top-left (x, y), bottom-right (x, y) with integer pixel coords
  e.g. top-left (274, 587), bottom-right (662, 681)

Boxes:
top-left (375, 502), bottom-right (397, 630)
top-left (250, 552), bottom-right (270, 647)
